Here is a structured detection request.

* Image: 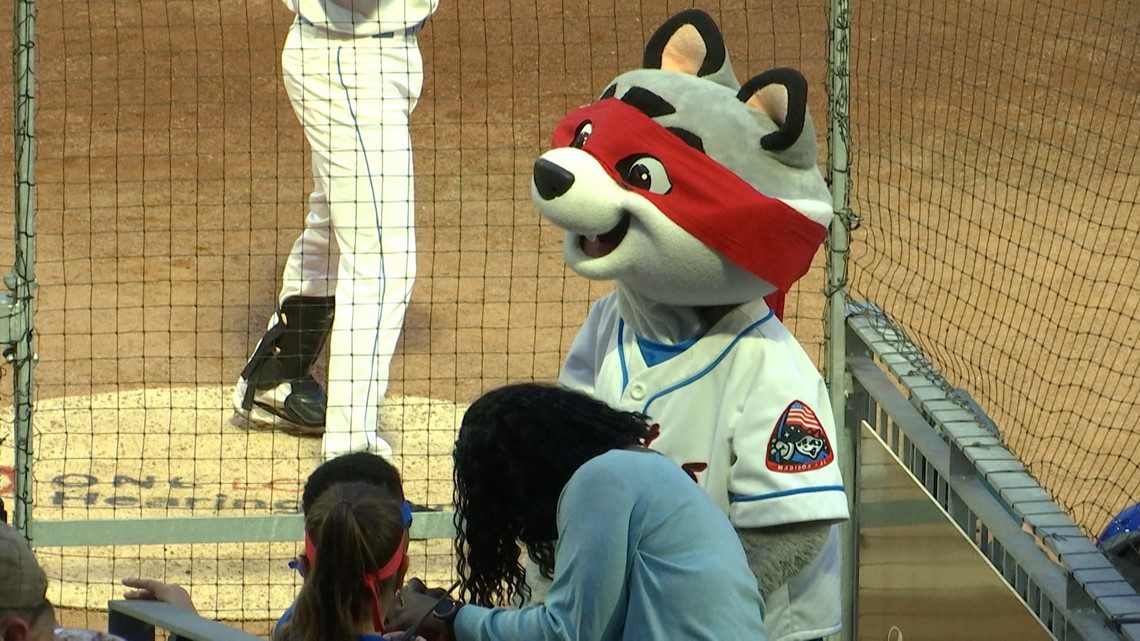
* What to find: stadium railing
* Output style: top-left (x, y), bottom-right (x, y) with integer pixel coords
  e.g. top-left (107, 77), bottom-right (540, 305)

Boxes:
top-left (846, 300), bottom-right (1140, 641)
top-left (107, 599), bottom-right (262, 641)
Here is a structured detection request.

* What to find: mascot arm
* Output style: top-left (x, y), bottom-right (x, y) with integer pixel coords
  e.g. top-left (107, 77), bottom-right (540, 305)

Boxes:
top-left (727, 374), bottom-right (849, 529)
top-left (727, 372), bottom-right (848, 598)
top-left (558, 298), bottom-right (613, 393)
top-left (737, 523), bottom-right (830, 597)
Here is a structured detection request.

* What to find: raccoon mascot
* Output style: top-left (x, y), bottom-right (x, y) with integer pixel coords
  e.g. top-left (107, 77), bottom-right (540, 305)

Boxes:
top-left (531, 9), bottom-right (849, 641)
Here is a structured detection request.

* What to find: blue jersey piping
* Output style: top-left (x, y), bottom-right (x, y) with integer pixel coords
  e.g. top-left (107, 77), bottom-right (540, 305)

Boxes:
top-left (633, 306), bottom-right (777, 414)
top-left (730, 485), bottom-right (846, 503)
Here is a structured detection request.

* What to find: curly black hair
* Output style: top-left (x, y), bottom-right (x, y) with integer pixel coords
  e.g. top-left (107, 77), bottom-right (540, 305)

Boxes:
top-left (452, 382), bottom-right (654, 606)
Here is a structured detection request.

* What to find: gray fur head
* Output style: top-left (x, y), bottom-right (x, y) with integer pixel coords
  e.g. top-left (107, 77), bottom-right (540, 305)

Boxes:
top-left (602, 67), bottom-right (830, 204)
top-left (531, 8), bottom-right (832, 308)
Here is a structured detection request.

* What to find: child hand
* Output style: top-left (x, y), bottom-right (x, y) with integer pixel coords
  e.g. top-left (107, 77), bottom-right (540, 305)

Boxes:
top-left (121, 577), bottom-right (198, 613)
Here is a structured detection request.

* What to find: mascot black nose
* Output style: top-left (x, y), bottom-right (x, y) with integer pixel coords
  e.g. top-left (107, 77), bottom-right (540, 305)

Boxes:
top-left (533, 158), bottom-right (575, 200)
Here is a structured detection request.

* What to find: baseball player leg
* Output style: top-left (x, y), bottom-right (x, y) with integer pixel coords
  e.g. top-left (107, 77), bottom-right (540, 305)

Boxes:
top-left (234, 187), bottom-right (338, 433)
top-left (233, 23), bottom-right (341, 434)
top-left (233, 294), bottom-right (335, 433)
top-left (319, 37), bottom-right (422, 461)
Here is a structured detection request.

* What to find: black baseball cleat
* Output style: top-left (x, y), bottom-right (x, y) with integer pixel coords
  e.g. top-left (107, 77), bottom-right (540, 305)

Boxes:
top-left (232, 375), bottom-right (326, 435)
top-left (233, 295), bottom-right (335, 436)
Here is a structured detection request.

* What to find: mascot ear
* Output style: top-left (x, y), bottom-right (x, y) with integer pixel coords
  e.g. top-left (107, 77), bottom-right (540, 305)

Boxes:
top-left (737, 68), bottom-right (809, 152)
top-left (644, 9), bottom-right (738, 88)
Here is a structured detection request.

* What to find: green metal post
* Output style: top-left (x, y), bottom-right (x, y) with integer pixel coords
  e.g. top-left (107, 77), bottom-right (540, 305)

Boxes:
top-left (826, 0), bottom-right (856, 638)
top-left (11, 0), bottom-right (38, 536)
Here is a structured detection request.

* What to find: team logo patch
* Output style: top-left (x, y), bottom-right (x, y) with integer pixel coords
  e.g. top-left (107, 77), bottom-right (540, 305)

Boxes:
top-left (766, 400), bottom-right (834, 473)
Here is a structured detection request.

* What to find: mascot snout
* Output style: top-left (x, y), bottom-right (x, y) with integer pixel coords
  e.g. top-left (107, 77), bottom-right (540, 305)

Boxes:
top-left (532, 157), bottom-right (575, 200)
top-left (530, 147), bottom-right (629, 239)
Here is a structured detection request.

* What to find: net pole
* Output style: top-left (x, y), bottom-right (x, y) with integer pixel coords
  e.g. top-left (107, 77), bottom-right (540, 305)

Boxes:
top-left (11, 0), bottom-right (38, 536)
top-left (825, 0), bottom-right (856, 636)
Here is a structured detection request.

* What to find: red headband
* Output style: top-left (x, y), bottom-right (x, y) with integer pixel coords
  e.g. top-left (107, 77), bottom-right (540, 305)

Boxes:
top-left (550, 98), bottom-right (828, 293)
top-left (304, 528), bottom-right (409, 631)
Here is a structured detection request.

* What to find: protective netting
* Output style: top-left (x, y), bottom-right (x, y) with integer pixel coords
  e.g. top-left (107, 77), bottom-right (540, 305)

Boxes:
top-left (4, 0), bottom-right (833, 627)
top-left (847, 0), bottom-right (1140, 537)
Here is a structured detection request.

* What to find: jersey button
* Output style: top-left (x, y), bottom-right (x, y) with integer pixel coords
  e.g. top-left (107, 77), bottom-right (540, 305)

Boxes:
top-left (629, 383), bottom-right (647, 401)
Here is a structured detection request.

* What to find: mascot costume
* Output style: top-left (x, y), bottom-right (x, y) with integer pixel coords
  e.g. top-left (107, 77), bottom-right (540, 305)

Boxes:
top-left (531, 9), bottom-right (849, 641)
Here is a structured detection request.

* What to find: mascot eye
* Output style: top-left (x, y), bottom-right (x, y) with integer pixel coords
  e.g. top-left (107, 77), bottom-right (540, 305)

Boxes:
top-left (616, 155), bottom-right (672, 195)
top-left (571, 122), bottom-right (593, 148)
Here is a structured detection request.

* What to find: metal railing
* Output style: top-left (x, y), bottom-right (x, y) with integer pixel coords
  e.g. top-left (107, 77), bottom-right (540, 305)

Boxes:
top-left (846, 301), bottom-right (1140, 640)
top-left (107, 600), bottom-right (262, 641)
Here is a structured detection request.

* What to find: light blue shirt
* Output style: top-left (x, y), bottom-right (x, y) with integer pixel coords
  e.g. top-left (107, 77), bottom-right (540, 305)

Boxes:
top-left (455, 449), bottom-right (767, 640)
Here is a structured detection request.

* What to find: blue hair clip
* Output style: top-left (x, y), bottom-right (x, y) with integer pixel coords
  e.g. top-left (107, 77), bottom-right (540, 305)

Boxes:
top-left (401, 499), bottom-right (414, 529)
top-left (288, 557), bottom-right (305, 578)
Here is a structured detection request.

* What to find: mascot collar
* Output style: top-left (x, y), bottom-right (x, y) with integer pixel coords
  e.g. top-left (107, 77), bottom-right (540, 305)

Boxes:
top-left (552, 98), bottom-right (827, 292)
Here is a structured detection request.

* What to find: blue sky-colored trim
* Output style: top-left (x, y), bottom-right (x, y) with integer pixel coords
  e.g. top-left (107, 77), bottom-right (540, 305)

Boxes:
top-left (618, 317), bottom-right (629, 391)
top-left (637, 333), bottom-right (699, 367)
top-left (730, 485), bottom-right (846, 503)
top-left (639, 306), bottom-right (776, 414)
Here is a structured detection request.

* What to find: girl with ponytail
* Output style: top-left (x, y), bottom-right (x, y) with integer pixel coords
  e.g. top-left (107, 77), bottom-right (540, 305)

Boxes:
top-left (274, 481), bottom-right (421, 641)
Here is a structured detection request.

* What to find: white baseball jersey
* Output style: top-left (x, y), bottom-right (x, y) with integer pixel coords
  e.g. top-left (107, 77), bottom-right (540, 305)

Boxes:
top-left (282, 0), bottom-right (439, 36)
top-left (560, 293), bottom-right (849, 641)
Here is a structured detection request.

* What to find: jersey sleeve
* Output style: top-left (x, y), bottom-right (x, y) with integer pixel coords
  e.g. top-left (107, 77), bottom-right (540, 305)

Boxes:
top-left (454, 456), bottom-right (635, 641)
top-left (728, 371), bottom-right (849, 529)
